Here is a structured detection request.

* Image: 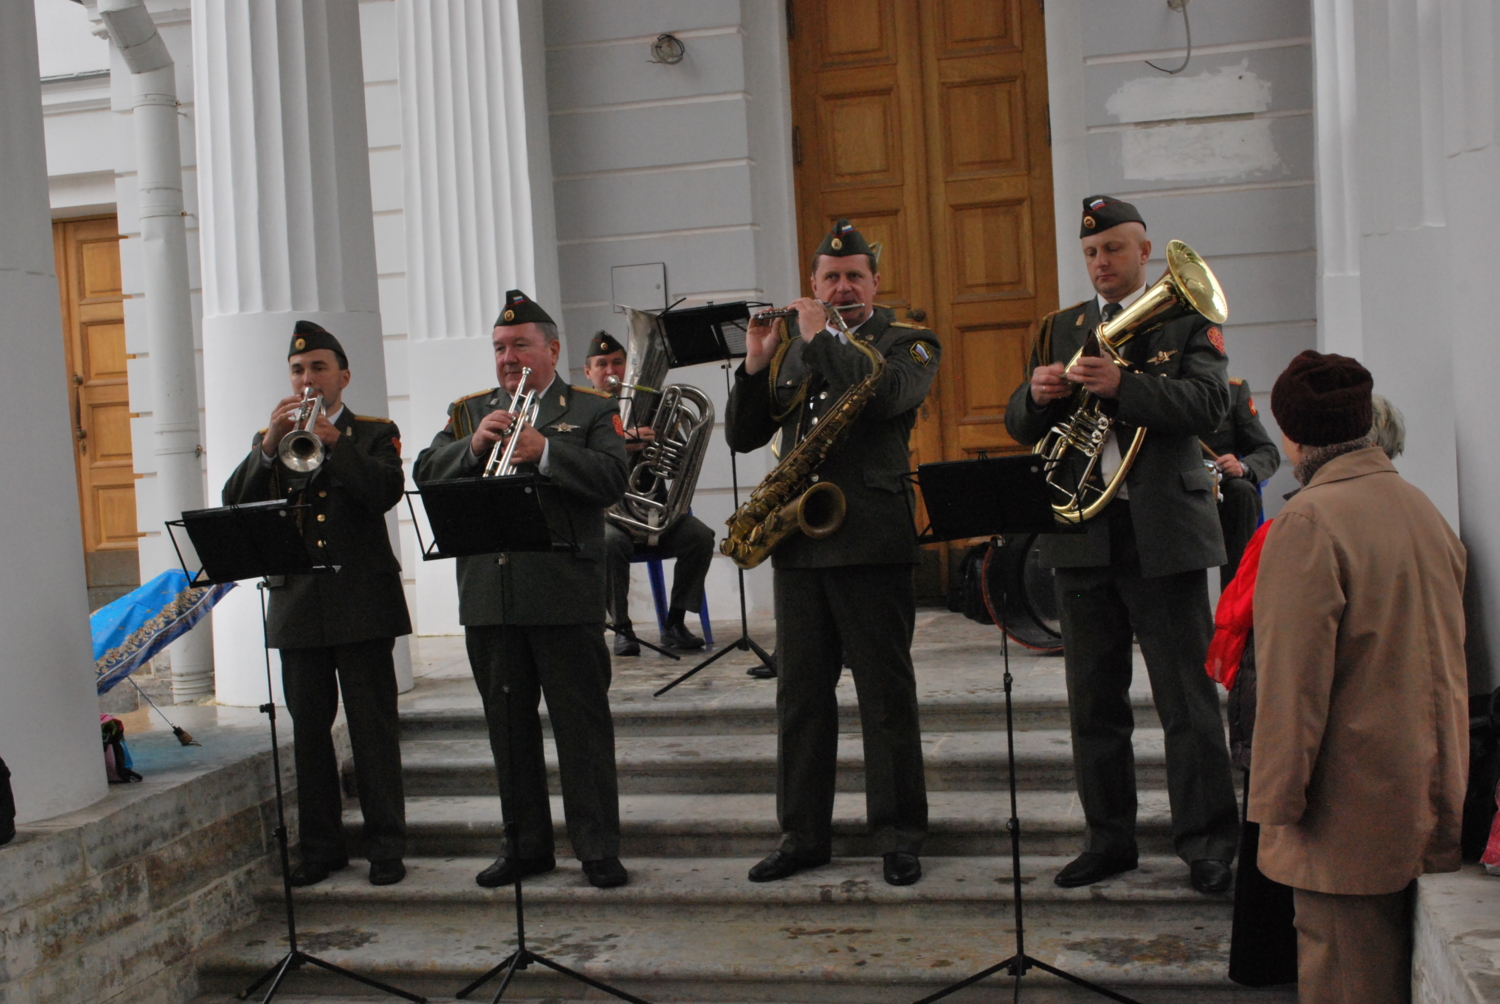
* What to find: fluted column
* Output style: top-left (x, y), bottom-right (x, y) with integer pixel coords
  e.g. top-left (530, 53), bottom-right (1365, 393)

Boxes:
top-left (0, 2), bottom-right (108, 822)
top-left (193, 0), bottom-right (410, 704)
top-left (396, 0), bottom-right (562, 634)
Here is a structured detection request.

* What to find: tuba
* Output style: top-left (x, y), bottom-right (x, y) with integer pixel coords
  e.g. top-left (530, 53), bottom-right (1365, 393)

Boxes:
top-left (720, 301), bottom-right (882, 569)
top-left (606, 308), bottom-right (715, 541)
top-left (1034, 239), bottom-right (1228, 523)
top-left (278, 386), bottom-right (325, 473)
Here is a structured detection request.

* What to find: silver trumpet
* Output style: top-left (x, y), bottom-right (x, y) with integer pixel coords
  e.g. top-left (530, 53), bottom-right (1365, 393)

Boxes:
top-left (278, 386), bottom-right (326, 473)
top-left (483, 366), bottom-right (541, 477)
top-left (751, 301), bottom-right (866, 324)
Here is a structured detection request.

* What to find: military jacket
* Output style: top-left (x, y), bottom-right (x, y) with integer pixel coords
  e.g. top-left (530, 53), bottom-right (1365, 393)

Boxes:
top-left (1202, 378), bottom-right (1281, 487)
top-left (221, 406), bottom-right (411, 648)
top-left (1004, 298), bottom-right (1230, 578)
top-left (413, 374), bottom-right (628, 627)
top-left (724, 307), bottom-right (940, 568)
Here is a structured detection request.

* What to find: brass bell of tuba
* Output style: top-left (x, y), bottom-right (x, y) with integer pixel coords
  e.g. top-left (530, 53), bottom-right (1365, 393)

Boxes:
top-left (278, 386), bottom-right (326, 473)
top-left (1034, 239), bottom-right (1228, 523)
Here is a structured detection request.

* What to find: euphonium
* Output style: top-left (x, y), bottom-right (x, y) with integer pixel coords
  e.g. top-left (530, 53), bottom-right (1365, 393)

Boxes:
top-left (483, 366), bottom-right (541, 477)
top-left (720, 301), bottom-right (884, 569)
top-left (1034, 240), bottom-right (1228, 523)
top-left (278, 386), bottom-right (326, 473)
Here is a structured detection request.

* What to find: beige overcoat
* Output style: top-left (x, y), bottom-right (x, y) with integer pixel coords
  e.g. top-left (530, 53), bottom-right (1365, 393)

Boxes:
top-left (1248, 447), bottom-right (1467, 895)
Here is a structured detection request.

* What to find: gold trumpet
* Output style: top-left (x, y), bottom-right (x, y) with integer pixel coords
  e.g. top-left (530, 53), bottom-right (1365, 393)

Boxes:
top-left (483, 366), bottom-right (541, 477)
top-left (278, 386), bottom-right (325, 473)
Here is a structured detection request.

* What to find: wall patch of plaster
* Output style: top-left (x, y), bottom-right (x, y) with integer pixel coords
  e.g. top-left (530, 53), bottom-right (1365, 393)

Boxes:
top-left (1106, 60), bottom-right (1272, 123)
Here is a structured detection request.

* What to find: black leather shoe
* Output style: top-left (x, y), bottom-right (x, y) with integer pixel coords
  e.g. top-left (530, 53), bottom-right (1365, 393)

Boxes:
top-left (368, 859), bottom-right (406, 886)
top-left (1190, 859), bottom-right (1233, 894)
top-left (1053, 852), bottom-right (1138, 888)
top-left (475, 854), bottom-right (556, 888)
top-left (660, 622), bottom-right (705, 651)
top-left (288, 857), bottom-right (348, 887)
top-left (747, 849), bottom-right (830, 882)
top-left (612, 632), bottom-right (640, 657)
top-left (583, 857), bottom-right (629, 888)
top-left (883, 851), bottom-right (922, 886)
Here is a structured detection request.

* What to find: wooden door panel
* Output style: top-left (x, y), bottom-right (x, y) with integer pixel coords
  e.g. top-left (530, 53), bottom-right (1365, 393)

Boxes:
top-left (94, 484), bottom-right (140, 547)
top-left (949, 199), bottom-right (1036, 300)
top-left (940, 76), bottom-right (1027, 178)
top-left (937, 0), bottom-right (1022, 55)
top-left (78, 238), bottom-right (123, 300)
top-left (83, 320), bottom-right (129, 380)
top-left (949, 322), bottom-right (1031, 455)
top-left (818, 0), bottom-right (896, 66)
top-left (817, 87), bottom-right (903, 189)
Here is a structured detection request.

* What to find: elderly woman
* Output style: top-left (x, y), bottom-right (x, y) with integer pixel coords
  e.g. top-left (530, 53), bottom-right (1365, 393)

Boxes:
top-left (1250, 352), bottom-right (1467, 1004)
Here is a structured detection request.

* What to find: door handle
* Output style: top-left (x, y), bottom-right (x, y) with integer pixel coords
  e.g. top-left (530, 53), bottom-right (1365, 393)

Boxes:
top-left (72, 373), bottom-right (87, 453)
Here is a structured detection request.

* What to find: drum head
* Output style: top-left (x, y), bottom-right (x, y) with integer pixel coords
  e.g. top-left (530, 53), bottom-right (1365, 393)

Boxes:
top-left (984, 535), bottom-right (1064, 654)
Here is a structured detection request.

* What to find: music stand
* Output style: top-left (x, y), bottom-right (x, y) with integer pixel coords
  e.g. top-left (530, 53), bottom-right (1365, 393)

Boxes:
top-left (407, 478), bottom-right (651, 1004)
top-left (909, 457), bottom-right (1141, 1004)
top-left (166, 502), bottom-right (426, 1004)
top-left (646, 301), bottom-right (776, 695)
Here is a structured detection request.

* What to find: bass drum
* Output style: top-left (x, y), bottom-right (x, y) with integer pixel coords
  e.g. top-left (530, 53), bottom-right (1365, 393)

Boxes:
top-left (982, 534), bottom-right (1064, 654)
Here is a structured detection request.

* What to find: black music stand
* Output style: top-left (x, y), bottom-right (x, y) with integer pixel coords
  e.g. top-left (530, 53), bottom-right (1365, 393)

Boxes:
top-left (166, 502), bottom-right (426, 1004)
top-left (648, 301), bottom-right (777, 695)
top-left (407, 477), bottom-right (651, 1004)
top-left (910, 457), bottom-right (1141, 1004)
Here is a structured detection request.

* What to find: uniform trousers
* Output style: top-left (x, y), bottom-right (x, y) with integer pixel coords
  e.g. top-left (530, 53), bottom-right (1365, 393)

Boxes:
top-left (1053, 503), bottom-right (1239, 864)
top-left (464, 623), bottom-right (620, 861)
top-left (1218, 476), bottom-right (1263, 588)
top-left (604, 515), bottom-right (715, 627)
top-left (1293, 884), bottom-right (1413, 1004)
top-left (773, 564), bottom-right (927, 859)
top-left (280, 638), bottom-right (406, 864)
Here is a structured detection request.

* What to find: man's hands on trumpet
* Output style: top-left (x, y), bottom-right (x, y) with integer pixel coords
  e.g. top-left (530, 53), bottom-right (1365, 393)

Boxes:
top-left (469, 410), bottom-right (546, 465)
top-left (262, 393), bottom-right (340, 457)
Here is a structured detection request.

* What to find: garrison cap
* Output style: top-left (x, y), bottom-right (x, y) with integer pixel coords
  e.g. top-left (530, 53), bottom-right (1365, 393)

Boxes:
top-left (1079, 195), bottom-right (1146, 238)
top-left (288, 320), bottom-right (348, 369)
top-left (586, 331), bottom-right (626, 359)
top-left (494, 289), bottom-right (554, 328)
top-left (814, 219), bottom-right (874, 260)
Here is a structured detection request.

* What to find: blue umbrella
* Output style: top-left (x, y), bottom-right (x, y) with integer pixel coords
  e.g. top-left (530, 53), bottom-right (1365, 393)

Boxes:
top-left (92, 569), bottom-right (234, 695)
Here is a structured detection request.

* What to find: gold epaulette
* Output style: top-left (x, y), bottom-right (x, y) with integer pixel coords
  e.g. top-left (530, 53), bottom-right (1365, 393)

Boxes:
top-left (890, 321), bottom-right (922, 330)
top-left (353, 414), bottom-right (393, 423)
top-left (571, 384), bottom-right (612, 398)
top-left (1229, 377), bottom-right (1245, 386)
top-left (257, 427), bottom-right (268, 436)
top-left (450, 388), bottom-right (493, 410)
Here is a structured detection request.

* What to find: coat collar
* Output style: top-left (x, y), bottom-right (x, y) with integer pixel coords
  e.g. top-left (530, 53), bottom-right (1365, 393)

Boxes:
top-left (1304, 446), bottom-right (1394, 490)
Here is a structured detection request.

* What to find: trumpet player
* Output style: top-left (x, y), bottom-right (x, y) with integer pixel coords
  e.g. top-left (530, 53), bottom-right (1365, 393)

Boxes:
top-left (414, 290), bottom-right (631, 890)
top-left (725, 220), bottom-right (940, 887)
top-left (1005, 196), bottom-right (1239, 894)
top-left (222, 320), bottom-right (411, 887)
top-left (584, 331), bottom-right (716, 655)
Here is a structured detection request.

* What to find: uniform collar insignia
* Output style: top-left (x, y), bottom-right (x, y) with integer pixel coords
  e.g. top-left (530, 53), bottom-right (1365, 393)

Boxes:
top-left (1147, 349), bottom-right (1177, 365)
top-left (549, 422), bottom-right (580, 433)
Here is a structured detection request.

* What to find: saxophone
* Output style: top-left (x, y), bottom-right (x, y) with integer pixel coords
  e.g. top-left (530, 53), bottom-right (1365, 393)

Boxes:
top-left (721, 302), bottom-right (886, 569)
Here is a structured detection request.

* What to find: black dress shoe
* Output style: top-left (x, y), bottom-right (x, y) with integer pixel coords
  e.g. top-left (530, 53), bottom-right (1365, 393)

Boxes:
top-left (746, 662), bottom-right (777, 679)
top-left (747, 849), bottom-right (830, 882)
top-left (883, 851), bottom-right (922, 886)
top-left (660, 622), bottom-right (705, 650)
top-left (1190, 859), bottom-right (1233, 894)
top-left (612, 632), bottom-right (640, 657)
top-left (475, 853), bottom-right (557, 888)
top-left (368, 859), bottom-right (406, 886)
top-left (1053, 852), bottom-right (1138, 888)
top-left (583, 857), bottom-right (629, 888)
top-left (288, 857), bottom-right (348, 887)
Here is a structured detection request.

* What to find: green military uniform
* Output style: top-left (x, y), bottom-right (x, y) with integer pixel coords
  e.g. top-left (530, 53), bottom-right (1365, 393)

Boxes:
top-left (1201, 378), bottom-right (1280, 586)
top-left (413, 309), bottom-right (628, 863)
top-left (725, 225), bottom-right (939, 862)
top-left (221, 323), bottom-right (411, 868)
top-left (1005, 202), bottom-right (1239, 869)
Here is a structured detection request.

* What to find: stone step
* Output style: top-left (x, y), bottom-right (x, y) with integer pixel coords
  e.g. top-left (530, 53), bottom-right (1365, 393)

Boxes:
top-left (196, 856), bottom-right (1259, 1004)
top-left (345, 790), bottom-right (1181, 859)
top-left (390, 729), bottom-right (1166, 797)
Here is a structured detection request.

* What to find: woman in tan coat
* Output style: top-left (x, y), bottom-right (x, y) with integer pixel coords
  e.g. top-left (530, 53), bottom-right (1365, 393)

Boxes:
top-left (1249, 350), bottom-right (1467, 1004)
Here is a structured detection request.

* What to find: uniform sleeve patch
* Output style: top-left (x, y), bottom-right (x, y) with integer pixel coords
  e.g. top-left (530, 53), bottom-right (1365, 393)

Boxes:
top-left (1206, 326), bottom-right (1225, 355)
top-left (612, 414), bottom-right (626, 437)
top-left (909, 341), bottom-right (934, 366)
top-left (1247, 394), bottom-right (1258, 416)
top-left (392, 435), bottom-right (402, 453)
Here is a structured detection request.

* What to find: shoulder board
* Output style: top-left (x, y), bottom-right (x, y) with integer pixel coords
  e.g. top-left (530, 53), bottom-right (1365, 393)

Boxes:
top-left (451, 388), bottom-right (493, 409)
top-left (889, 321), bottom-right (924, 330)
top-left (352, 414), bottom-right (393, 424)
top-left (570, 385), bottom-right (612, 398)
top-left (1229, 377), bottom-right (1244, 386)
top-left (257, 428), bottom-right (268, 436)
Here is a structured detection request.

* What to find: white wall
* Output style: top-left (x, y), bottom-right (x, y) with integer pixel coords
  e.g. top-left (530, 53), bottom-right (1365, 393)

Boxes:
top-left (1047, 0), bottom-right (1315, 511)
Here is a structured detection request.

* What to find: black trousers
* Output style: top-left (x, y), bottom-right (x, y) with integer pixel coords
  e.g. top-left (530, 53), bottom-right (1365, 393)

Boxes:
top-left (280, 638), bottom-right (405, 864)
top-left (1230, 772), bottom-right (1298, 986)
top-left (1053, 505), bottom-right (1239, 864)
top-left (1218, 476), bottom-right (1263, 589)
top-left (604, 516), bottom-right (716, 627)
top-left (464, 623), bottom-right (620, 861)
top-left (773, 564), bottom-right (928, 858)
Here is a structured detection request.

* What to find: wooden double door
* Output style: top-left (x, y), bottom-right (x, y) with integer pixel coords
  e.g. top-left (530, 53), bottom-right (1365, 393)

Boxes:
top-left (54, 216), bottom-right (138, 607)
top-left (788, 0), bottom-right (1058, 593)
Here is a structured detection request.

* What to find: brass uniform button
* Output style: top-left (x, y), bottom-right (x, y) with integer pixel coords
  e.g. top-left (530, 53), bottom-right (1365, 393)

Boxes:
top-left (317, 540), bottom-right (326, 547)
top-left (318, 490), bottom-right (327, 498)
top-left (317, 514), bottom-right (326, 522)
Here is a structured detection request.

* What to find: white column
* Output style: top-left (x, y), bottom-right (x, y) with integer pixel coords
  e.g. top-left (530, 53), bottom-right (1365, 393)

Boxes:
top-left (1312, 0), bottom-right (1365, 356)
top-left (193, 0), bottom-right (409, 704)
top-left (396, 0), bottom-right (560, 635)
top-left (98, 0), bottom-right (214, 701)
top-left (0, 1), bottom-right (108, 823)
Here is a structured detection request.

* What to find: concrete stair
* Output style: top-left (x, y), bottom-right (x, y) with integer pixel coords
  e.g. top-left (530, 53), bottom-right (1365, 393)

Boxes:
top-left (196, 614), bottom-right (1292, 1003)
